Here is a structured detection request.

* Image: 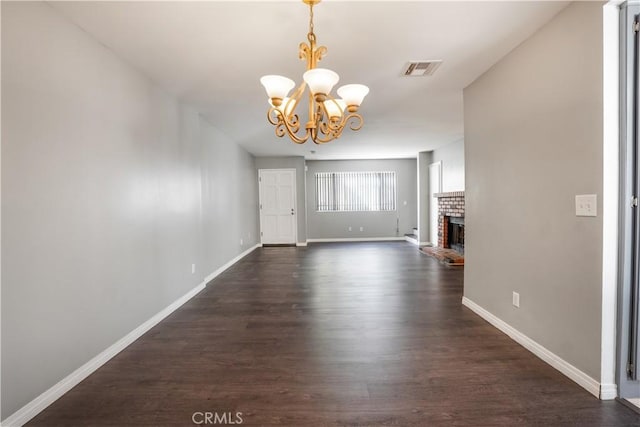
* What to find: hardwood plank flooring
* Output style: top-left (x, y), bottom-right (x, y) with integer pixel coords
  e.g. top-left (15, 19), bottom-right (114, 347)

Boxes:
top-left (28, 242), bottom-right (639, 426)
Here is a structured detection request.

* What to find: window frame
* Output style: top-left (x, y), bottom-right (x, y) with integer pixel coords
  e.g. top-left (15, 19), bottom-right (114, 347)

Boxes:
top-left (314, 171), bottom-right (398, 213)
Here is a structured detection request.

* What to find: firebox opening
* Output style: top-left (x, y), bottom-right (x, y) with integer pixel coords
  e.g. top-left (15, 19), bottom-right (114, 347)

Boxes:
top-left (447, 216), bottom-right (464, 254)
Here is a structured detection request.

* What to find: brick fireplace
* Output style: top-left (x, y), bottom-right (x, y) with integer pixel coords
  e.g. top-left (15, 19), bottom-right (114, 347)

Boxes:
top-left (434, 191), bottom-right (465, 252)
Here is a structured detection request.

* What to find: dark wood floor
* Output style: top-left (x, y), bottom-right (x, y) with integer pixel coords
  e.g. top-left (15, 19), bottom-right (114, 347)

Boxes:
top-left (29, 243), bottom-right (639, 426)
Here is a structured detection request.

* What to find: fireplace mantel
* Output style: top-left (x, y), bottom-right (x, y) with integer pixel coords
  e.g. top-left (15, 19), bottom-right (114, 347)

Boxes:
top-left (434, 191), bottom-right (465, 198)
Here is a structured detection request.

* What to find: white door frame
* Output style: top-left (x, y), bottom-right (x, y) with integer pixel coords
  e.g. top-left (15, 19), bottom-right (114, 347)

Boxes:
top-left (428, 161), bottom-right (443, 246)
top-left (258, 168), bottom-right (298, 245)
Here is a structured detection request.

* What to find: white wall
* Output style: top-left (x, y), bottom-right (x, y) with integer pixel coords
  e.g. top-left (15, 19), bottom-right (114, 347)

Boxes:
top-left (305, 159), bottom-right (417, 239)
top-left (432, 139), bottom-right (465, 192)
top-left (464, 1), bottom-right (603, 381)
top-left (1, 2), bottom-right (259, 419)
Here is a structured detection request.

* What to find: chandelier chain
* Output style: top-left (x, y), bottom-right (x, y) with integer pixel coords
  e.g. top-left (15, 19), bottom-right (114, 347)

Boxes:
top-left (308, 2), bottom-right (315, 42)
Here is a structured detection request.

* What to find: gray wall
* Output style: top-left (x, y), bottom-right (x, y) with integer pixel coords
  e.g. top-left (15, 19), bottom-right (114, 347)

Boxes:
top-left (254, 156), bottom-right (307, 244)
top-left (201, 121), bottom-right (259, 271)
top-left (1, 2), bottom-right (259, 419)
top-left (463, 1), bottom-right (603, 379)
top-left (306, 159), bottom-right (417, 239)
top-left (432, 139), bottom-right (465, 192)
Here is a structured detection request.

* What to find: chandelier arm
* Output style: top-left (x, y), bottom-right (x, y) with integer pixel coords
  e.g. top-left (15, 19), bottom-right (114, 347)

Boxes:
top-left (344, 113), bottom-right (364, 131)
top-left (291, 81), bottom-right (306, 102)
top-left (313, 112), bottom-right (364, 144)
top-left (312, 125), bottom-right (337, 145)
top-left (267, 107), bottom-right (305, 142)
top-left (308, 89), bottom-right (316, 129)
top-left (267, 109), bottom-right (299, 136)
top-left (284, 84), bottom-right (305, 116)
top-left (314, 122), bottom-right (342, 144)
top-left (313, 127), bottom-right (342, 144)
top-left (266, 107), bottom-right (282, 126)
top-left (315, 100), bottom-right (326, 129)
top-left (321, 120), bottom-right (344, 137)
top-left (285, 113), bottom-right (301, 134)
top-left (309, 100), bottom-right (343, 144)
top-left (280, 113), bottom-right (311, 144)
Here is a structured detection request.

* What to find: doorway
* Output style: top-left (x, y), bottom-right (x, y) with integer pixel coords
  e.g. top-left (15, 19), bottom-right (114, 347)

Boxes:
top-left (428, 162), bottom-right (442, 246)
top-left (258, 169), bottom-right (297, 245)
top-left (617, 2), bottom-right (640, 400)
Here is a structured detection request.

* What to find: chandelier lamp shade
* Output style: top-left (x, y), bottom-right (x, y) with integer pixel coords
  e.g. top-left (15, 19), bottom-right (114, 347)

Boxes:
top-left (259, 0), bottom-right (369, 145)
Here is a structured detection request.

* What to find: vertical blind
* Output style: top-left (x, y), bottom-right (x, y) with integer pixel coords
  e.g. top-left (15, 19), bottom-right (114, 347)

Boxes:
top-left (315, 171), bottom-right (397, 212)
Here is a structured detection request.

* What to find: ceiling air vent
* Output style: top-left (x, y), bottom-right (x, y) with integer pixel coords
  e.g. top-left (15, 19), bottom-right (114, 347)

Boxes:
top-left (403, 60), bottom-right (443, 77)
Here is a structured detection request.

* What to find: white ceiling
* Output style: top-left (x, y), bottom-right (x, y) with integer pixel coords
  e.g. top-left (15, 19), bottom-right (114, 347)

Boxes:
top-left (50, 0), bottom-right (568, 160)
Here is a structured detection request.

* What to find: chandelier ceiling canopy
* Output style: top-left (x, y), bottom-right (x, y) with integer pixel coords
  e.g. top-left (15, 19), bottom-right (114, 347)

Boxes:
top-left (260, 0), bottom-right (369, 145)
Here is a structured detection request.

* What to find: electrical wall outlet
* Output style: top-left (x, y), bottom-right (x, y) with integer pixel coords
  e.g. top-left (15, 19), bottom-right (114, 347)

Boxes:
top-left (575, 194), bottom-right (597, 217)
top-left (191, 264), bottom-right (196, 274)
top-left (240, 238), bottom-right (243, 246)
top-left (360, 227), bottom-right (364, 232)
top-left (512, 292), bottom-right (520, 308)
top-left (348, 226), bottom-right (352, 231)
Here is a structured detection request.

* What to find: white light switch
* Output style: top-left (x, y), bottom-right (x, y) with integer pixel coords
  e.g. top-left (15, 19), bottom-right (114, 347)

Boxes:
top-left (575, 194), bottom-right (597, 217)
top-left (512, 292), bottom-right (520, 308)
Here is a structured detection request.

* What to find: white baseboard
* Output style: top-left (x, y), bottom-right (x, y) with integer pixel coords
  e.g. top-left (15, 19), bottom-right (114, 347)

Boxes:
top-left (599, 383), bottom-right (617, 400)
top-left (461, 297), bottom-right (604, 399)
top-left (296, 242), bottom-right (308, 247)
top-left (404, 237), bottom-right (431, 246)
top-left (307, 237), bottom-right (406, 243)
top-left (404, 235), bottom-right (419, 245)
top-left (203, 244), bottom-right (260, 285)
top-left (2, 244), bottom-right (261, 427)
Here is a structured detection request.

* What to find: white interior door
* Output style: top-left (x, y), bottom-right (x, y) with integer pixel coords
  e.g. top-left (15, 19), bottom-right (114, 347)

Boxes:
top-left (428, 162), bottom-right (442, 246)
top-left (259, 169), bottom-right (297, 244)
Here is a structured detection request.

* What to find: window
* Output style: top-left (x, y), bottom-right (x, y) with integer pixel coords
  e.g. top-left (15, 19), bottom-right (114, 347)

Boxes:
top-left (315, 171), bottom-right (397, 212)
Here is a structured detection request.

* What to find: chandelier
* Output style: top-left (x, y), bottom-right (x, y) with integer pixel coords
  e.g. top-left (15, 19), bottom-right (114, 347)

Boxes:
top-left (260, 0), bottom-right (369, 145)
